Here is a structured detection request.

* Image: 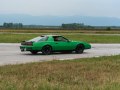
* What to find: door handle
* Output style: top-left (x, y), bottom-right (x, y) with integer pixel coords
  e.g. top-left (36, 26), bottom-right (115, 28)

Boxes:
top-left (55, 43), bottom-right (58, 44)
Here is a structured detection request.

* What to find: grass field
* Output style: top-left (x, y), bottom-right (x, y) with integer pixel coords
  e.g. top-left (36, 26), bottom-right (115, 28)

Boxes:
top-left (0, 29), bottom-right (120, 90)
top-left (0, 29), bottom-right (120, 43)
top-left (0, 29), bottom-right (120, 34)
top-left (0, 55), bottom-right (120, 90)
top-left (0, 33), bottom-right (120, 43)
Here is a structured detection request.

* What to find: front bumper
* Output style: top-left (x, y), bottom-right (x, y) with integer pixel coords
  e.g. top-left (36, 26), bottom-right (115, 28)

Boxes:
top-left (85, 44), bottom-right (91, 49)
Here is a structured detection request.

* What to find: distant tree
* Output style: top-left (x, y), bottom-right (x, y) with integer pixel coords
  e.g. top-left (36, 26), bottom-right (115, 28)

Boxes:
top-left (19, 23), bottom-right (23, 28)
top-left (3, 23), bottom-right (7, 28)
top-left (3, 22), bottom-right (13, 28)
top-left (106, 27), bottom-right (111, 30)
top-left (3, 22), bottom-right (23, 28)
top-left (62, 23), bottom-right (85, 30)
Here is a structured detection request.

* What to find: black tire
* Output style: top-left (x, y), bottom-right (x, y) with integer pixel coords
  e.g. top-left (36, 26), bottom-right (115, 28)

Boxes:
top-left (41, 45), bottom-right (52, 55)
top-left (75, 44), bottom-right (84, 54)
top-left (30, 51), bottom-right (38, 55)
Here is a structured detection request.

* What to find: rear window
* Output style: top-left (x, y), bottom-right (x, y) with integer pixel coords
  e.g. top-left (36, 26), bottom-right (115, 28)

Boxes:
top-left (28, 36), bottom-right (48, 42)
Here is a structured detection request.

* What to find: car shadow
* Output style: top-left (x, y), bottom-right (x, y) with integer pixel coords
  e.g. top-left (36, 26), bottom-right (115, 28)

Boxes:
top-left (21, 51), bottom-right (88, 56)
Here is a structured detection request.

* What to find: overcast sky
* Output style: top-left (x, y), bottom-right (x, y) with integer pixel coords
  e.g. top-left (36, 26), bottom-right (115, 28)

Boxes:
top-left (0, 0), bottom-right (120, 18)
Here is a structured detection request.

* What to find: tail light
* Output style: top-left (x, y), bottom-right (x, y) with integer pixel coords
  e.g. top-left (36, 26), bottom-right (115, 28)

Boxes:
top-left (21, 41), bottom-right (33, 46)
top-left (26, 42), bottom-right (33, 46)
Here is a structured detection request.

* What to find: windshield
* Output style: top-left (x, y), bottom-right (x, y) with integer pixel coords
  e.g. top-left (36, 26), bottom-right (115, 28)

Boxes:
top-left (28, 36), bottom-right (48, 42)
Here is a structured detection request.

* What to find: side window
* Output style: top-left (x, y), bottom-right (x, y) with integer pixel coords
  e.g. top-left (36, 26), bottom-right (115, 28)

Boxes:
top-left (54, 36), bottom-right (59, 41)
top-left (54, 36), bottom-right (68, 42)
top-left (61, 37), bottom-right (68, 42)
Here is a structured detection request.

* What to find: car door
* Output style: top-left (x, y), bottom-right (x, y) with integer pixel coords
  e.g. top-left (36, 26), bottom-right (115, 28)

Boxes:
top-left (53, 36), bottom-right (73, 51)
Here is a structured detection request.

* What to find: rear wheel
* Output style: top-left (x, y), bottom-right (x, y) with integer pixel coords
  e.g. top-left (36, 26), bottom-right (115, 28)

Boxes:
top-left (75, 44), bottom-right (84, 54)
top-left (30, 51), bottom-right (38, 55)
top-left (41, 45), bottom-right (52, 55)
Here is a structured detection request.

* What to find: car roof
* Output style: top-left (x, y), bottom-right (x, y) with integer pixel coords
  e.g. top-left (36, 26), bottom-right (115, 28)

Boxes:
top-left (41, 35), bottom-right (62, 37)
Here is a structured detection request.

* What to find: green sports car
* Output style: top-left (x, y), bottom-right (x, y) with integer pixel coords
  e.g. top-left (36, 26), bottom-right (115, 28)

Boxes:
top-left (20, 35), bottom-right (91, 55)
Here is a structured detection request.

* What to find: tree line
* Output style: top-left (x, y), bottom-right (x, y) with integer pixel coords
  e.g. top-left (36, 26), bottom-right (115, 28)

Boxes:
top-left (3, 23), bottom-right (23, 28)
top-left (0, 22), bottom-right (119, 30)
top-left (61, 23), bottom-right (94, 30)
top-left (1, 22), bottom-right (93, 30)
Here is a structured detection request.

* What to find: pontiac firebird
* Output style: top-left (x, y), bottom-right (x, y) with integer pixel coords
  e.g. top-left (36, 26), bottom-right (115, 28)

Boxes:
top-left (20, 35), bottom-right (91, 55)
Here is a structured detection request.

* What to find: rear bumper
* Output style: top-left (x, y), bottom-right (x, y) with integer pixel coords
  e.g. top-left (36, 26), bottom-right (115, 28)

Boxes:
top-left (20, 46), bottom-right (33, 52)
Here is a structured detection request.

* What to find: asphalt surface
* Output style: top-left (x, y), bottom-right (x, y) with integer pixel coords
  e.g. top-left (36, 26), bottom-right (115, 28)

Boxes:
top-left (0, 43), bottom-right (120, 66)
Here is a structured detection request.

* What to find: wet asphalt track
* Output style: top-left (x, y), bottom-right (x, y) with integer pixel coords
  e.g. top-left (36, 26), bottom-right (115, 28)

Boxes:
top-left (0, 43), bottom-right (120, 66)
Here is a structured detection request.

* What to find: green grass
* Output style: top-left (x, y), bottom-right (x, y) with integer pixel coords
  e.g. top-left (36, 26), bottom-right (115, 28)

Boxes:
top-left (1, 29), bottom-right (120, 34)
top-left (0, 55), bottom-right (120, 90)
top-left (0, 33), bottom-right (120, 43)
top-left (0, 33), bottom-right (38, 43)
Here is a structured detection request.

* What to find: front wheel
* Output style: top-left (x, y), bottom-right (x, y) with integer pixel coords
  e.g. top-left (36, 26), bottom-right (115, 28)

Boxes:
top-left (41, 45), bottom-right (52, 55)
top-left (75, 44), bottom-right (84, 54)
